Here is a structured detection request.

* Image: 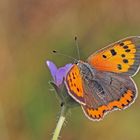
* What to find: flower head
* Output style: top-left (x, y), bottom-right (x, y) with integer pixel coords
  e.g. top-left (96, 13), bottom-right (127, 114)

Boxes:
top-left (46, 60), bottom-right (78, 108)
top-left (46, 60), bottom-right (72, 86)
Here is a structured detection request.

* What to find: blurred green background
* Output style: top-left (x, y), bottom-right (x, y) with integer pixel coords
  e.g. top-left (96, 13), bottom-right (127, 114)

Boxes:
top-left (1, 0), bottom-right (140, 140)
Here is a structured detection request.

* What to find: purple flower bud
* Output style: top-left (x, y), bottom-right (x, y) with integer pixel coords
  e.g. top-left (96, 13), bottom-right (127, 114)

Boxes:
top-left (46, 60), bottom-right (79, 108)
top-left (46, 60), bottom-right (72, 86)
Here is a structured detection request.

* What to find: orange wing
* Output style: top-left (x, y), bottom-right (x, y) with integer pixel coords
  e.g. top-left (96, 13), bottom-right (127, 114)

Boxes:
top-left (81, 89), bottom-right (135, 121)
top-left (65, 64), bottom-right (85, 105)
top-left (88, 36), bottom-right (140, 76)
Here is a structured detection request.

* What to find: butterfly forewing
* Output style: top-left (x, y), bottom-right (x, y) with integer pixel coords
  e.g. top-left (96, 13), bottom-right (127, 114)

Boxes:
top-left (88, 36), bottom-right (140, 76)
top-left (65, 64), bottom-right (86, 105)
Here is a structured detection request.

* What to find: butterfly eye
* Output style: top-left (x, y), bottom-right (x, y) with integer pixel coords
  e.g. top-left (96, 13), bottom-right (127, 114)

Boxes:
top-left (74, 60), bottom-right (79, 64)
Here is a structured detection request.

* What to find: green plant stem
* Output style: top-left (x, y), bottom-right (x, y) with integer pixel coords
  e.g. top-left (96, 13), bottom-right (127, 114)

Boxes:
top-left (52, 105), bottom-right (68, 140)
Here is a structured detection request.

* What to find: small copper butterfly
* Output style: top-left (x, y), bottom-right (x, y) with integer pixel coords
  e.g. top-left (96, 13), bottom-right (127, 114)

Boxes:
top-left (64, 36), bottom-right (140, 121)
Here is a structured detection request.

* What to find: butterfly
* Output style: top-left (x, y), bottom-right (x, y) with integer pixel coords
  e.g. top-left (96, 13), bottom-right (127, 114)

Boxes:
top-left (64, 36), bottom-right (140, 121)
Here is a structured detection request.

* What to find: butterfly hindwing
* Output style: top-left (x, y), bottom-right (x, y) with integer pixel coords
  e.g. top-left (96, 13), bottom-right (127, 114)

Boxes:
top-left (88, 36), bottom-right (140, 76)
top-left (82, 89), bottom-right (135, 121)
top-left (65, 64), bottom-right (86, 105)
top-left (81, 70), bottom-right (137, 121)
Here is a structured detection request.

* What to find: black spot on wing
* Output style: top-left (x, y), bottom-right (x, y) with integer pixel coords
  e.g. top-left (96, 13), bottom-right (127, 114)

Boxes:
top-left (125, 49), bottom-right (131, 52)
top-left (77, 88), bottom-right (80, 92)
top-left (123, 59), bottom-right (129, 63)
top-left (110, 49), bottom-right (117, 56)
top-left (123, 45), bottom-right (129, 49)
top-left (117, 64), bottom-right (122, 70)
top-left (120, 42), bottom-right (124, 46)
top-left (102, 55), bottom-right (107, 58)
top-left (121, 54), bottom-right (125, 58)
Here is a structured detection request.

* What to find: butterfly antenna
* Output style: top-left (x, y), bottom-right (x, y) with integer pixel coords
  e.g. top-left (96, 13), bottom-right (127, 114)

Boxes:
top-left (75, 36), bottom-right (80, 60)
top-left (52, 50), bottom-right (77, 61)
